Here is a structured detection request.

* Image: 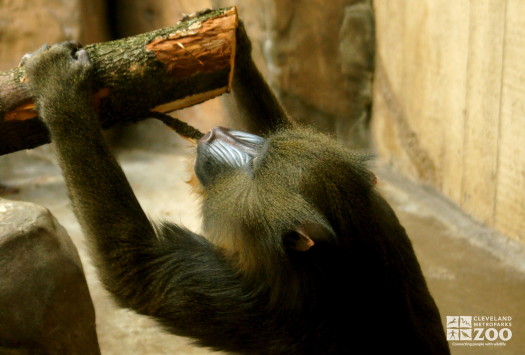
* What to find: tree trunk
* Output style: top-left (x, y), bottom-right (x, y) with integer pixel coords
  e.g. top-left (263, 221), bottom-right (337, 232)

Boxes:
top-left (0, 7), bottom-right (238, 155)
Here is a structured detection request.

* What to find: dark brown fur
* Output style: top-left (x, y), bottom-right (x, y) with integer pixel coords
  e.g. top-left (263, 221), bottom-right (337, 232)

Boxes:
top-left (22, 28), bottom-right (449, 354)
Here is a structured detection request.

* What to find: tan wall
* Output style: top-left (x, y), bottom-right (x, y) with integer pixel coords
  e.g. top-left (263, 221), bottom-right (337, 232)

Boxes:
top-left (0, 0), bottom-right (109, 71)
top-left (372, 0), bottom-right (525, 243)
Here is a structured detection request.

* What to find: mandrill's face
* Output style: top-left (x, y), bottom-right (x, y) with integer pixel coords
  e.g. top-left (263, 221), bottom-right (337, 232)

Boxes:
top-left (195, 126), bottom-right (266, 187)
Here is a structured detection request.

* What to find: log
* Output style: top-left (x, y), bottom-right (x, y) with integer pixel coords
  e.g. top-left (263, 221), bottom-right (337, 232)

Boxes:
top-left (0, 7), bottom-right (238, 155)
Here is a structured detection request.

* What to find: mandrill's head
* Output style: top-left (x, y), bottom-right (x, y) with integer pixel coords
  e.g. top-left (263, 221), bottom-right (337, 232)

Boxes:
top-left (194, 126), bottom-right (376, 276)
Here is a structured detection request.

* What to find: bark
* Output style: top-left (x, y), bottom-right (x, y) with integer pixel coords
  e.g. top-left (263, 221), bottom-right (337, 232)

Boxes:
top-left (0, 7), bottom-right (238, 155)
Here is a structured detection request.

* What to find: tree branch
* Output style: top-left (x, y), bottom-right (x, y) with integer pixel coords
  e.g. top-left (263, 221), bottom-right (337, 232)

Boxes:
top-left (0, 7), bottom-right (238, 155)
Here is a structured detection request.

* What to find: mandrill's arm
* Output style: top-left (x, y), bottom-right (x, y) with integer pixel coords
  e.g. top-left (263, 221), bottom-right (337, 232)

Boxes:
top-left (22, 43), bottom-right (157, 305)
top-left (20, 44), bottom-right (144, 234)
top-left (231, 22), bottom-right (291, 135)
top-left (21, 43), bottom-right (249, 338)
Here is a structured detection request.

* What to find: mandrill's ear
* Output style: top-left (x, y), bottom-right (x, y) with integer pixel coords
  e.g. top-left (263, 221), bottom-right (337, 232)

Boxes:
top-left (284, 222), bottom-right (335, 252)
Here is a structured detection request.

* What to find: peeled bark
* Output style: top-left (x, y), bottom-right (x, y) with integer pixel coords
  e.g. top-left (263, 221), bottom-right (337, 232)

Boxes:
top-left (0, 7), bottom-right (238, 155)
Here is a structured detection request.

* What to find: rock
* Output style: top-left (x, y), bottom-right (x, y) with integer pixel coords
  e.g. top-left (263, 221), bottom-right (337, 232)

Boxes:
top-left (0, 198), bottom-right (100, 354)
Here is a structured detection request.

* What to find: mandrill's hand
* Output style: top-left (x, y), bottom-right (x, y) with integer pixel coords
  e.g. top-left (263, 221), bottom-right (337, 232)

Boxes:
top-left (20, 41), bottom-right (94, 128)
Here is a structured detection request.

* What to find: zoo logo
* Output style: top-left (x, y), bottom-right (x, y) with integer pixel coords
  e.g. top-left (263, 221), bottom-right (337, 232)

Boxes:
top-left (446, 316), bottom-right (512, 343)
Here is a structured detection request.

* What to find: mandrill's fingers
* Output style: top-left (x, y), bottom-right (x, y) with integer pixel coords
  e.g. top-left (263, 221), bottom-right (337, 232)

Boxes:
top-left (18, 44), bottom-right (51, 67)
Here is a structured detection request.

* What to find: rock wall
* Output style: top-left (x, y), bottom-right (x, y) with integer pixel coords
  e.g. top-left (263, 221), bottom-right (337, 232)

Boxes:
top-left (212, 0), bottom-right (375, 147)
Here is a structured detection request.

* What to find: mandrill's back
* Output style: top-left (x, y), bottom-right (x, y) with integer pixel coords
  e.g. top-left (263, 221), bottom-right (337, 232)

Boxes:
top-left (196, 127), bottom-right (450, 354)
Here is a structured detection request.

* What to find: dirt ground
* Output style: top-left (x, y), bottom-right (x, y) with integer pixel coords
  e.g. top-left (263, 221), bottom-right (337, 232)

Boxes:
top-left (1, 121), bottom-right (524, 354)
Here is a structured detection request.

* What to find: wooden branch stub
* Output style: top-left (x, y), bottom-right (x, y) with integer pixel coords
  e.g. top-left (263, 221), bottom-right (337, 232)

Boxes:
top-left (0, 7), bottom-right (238, 155)
top-left (147, 12), bottom-right (236, 81)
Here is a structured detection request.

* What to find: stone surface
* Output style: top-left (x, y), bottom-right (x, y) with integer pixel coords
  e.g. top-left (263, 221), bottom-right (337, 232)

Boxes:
top-left (0, 198), bottom-right (100, 354)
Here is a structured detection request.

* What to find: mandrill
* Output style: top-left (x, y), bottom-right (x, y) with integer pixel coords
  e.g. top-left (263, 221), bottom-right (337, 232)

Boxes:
top-left (21, 24), bottom-right (450, 355)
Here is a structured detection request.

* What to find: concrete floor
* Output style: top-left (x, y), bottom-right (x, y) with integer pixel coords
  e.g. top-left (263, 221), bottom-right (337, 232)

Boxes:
top-left (1, 124), bottom-right (524, 354)
top-left (376, 166), bottom-right (525, 355)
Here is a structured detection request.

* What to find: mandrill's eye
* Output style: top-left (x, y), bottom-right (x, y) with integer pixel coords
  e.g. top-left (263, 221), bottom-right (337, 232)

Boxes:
top-left (195, 127), bottom-right (266, 186)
